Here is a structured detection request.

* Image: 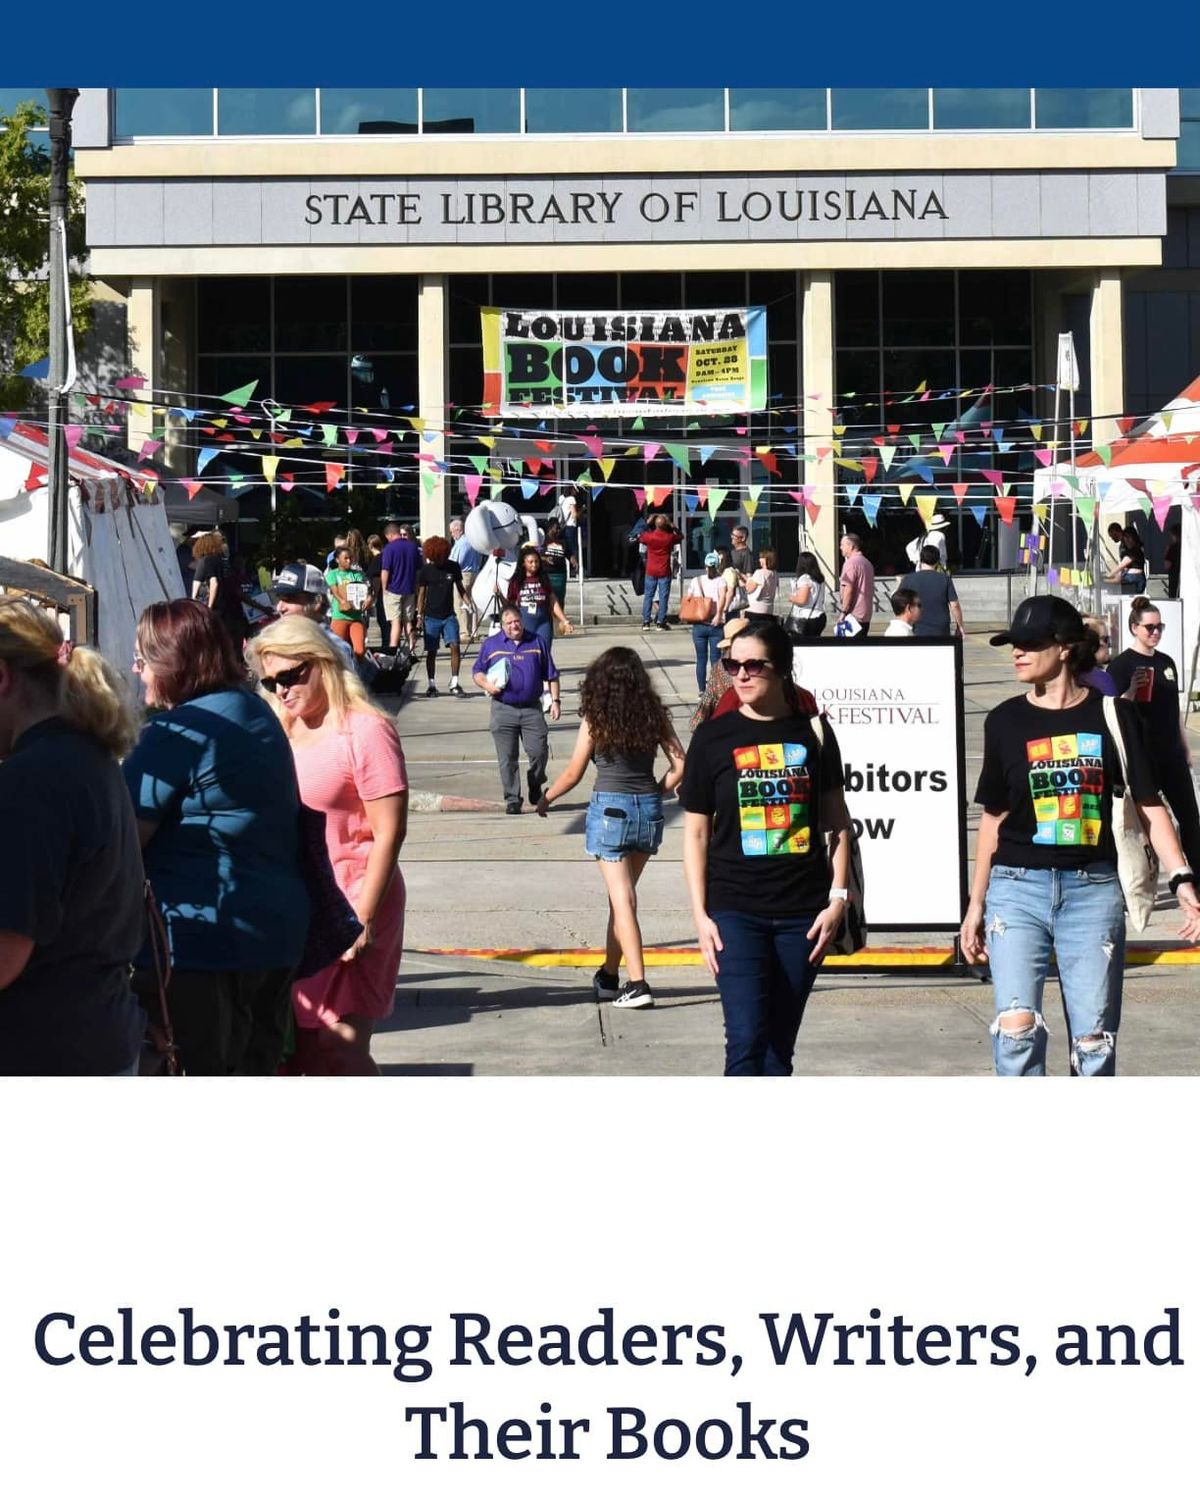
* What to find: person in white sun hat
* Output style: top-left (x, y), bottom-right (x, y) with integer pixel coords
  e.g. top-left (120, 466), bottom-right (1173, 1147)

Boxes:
top-left (905, 513), bottom-right (950, 569)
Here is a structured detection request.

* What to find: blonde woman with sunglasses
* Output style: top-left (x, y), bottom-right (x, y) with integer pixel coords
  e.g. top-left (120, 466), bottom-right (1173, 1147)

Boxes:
top-left (249, 616), bottom-right (408, 1075)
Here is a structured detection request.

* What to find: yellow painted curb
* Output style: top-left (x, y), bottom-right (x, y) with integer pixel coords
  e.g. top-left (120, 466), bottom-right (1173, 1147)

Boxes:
top-left (417, 943), bottom-right (1200, 970)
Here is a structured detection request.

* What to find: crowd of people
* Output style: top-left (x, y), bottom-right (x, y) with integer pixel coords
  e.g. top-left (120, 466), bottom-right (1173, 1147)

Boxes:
top-left (1, 508), bottom-right (1196, 1079)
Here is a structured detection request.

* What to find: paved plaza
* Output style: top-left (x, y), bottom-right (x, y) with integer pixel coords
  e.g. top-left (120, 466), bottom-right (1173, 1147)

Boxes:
top-left (374, 619), bottom-right (1200, 1076)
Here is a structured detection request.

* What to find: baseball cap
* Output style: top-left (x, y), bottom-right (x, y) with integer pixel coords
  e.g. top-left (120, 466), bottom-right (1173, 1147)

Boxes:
top-left (704, 551), bottom-right (721, 567)
top-left (990, 595), bottom-right (1087, 648)
top-left (273, 562), bottom-right (327, 598)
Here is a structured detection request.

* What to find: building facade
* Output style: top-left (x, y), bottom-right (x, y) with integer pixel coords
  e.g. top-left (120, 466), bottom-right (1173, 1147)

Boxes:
top-left (57, 86), bottom-right (1200, 577)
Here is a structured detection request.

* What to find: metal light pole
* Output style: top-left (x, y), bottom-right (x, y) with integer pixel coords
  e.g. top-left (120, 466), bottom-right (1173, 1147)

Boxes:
top-left (46, 87), bottom-right (79, 577)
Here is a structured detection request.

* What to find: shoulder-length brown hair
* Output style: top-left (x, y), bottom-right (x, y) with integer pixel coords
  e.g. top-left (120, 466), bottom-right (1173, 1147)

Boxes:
top-left (579, 646), bottom-right (673, 758)
top-left (136, 599), bottom-right (246, 707)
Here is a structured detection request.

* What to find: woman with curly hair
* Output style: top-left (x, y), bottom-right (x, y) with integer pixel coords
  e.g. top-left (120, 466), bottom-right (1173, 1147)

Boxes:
top-left (415, 534), bottom-right (467, 697)
top-left (0, 599), bottom-right (146, 1075)
top-left (191, 530), bottom-right (248, 649)
top-left (248, 614), bottom-right (408, 1075)
top-left (537, 647), bottom-right (685, 1009)
top-left (505, 544), bottom-right (573, 645)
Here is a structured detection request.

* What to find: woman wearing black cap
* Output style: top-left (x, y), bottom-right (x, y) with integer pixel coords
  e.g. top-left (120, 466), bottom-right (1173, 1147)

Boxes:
top-left (960, 595), bottom-right (1200, 1076)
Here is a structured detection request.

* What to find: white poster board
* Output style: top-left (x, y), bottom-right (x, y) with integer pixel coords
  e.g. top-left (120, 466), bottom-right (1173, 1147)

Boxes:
top-left (793, 639), bottom-right (967, 929)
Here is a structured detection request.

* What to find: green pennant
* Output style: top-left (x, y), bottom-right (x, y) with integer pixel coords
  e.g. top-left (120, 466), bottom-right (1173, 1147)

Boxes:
top-left (664, 442), bottom-right (691, 472)
top-left (748, 483), bottom-right (765, 504)
top-left (706, 486), bottom-right (727, 519)
top-left (930, 421), bottom-right (947, 441)
top-left (220, 381), bottom-right (258, 406)
top-left (421, 470), bottom-right (438, 499)
top-left (469, 455), bottom-right (489, 475)
top-left (1074, 495), bottom-right (1096, 530)
top-left (631, 416), bottom-right (646, 431)
top-left (321, 424), bottom-right (339, 447)
top-left (1095, 444), bottom-right (1113, 467)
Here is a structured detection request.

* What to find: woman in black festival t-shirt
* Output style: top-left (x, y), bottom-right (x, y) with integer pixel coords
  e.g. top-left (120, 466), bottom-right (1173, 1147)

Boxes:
top-left (1107, 596), bottom-right (1200, 875)
top-left (961, 595), bottom-right (1200, 1077)
top-left (680, 618), bottom-right (852, 1076)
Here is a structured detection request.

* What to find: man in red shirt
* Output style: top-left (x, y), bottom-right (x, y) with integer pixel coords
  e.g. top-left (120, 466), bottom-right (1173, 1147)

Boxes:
top-left (640, 514), bottom-right (682, 632)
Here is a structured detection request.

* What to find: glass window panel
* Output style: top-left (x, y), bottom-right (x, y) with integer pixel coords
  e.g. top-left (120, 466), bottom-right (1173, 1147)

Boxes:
top-left (958, 271), bottom-right (1032, 345)
top-left (1180, 89), bottom-right (1200, 119)
top-left (116, 88), bottom-right (212, 136)
top-left (832, 88), bottom-right (928, 130)
top-left (1035, 89), bottom-right (1132, 129)
top-left (883, 349), bottom-right (957, 412)
top-left (556, 272), bottom-right (620, 307)
top-left (491, 273), bottom-right (555, 306)
top-left (769, 342), bottom-right (798, 404)
top-left (683, 270), bottom-right (747, 305)
top-left (319, 88), bottom-right (416, 135)
top-left (273, 354), bottom-right (347, 408)
top-left (349, 352), bottom-right (417, 414)
top-left (750, 271), bottom-right (798, 336)
top-left (217, 88), bottom-right (316, 136)
top-left (422, 88), bottom-right (518, 134)
top-left (525, 88), bottom-right (621, 134)
top-left (449, 344), bottom-right (484, 406)
top-left (197, 355), bottom-right (271, 402)
top-left (730, 87), bottom-right (826, 131)
top-left (1176, 121), bottom-right (1200, 171)
top-left (449, 274), bottom-right (490, 343)
top-left (351, 276), bottom-right (418, 351)
top-left (835, 271), bottom-right (880, 348)
top-left (197, 277), bottom-right (270, 354)
top-left (627, 88), bottom-right (724, 133)
top-left (933, 88), bottom-right (1030, 130)
top-left (882, 271), bottom-right (955, 346)
top-left (618, 271), bottom-right (683, 306)
top-left (274, 276), bottom-right (347, 351)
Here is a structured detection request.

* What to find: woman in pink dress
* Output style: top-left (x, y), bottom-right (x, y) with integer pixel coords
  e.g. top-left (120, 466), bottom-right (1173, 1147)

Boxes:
top-left (248, 615), bottom-right (408, 1075)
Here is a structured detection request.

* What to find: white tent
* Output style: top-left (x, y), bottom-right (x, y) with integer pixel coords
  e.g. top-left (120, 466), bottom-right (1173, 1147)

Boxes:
top-left (0, 422), bottom-right (184, 670)
top-left (1032, 376), bottom-right (1200, 707)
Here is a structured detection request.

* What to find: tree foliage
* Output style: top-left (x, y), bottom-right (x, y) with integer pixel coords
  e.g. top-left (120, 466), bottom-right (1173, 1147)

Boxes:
top-left (0, 99), bottom-right (92, 410)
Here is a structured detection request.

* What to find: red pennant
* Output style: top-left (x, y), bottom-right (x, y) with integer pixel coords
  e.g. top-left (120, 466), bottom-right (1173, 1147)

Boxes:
top-left (996, 494), bottom-right (1018, 526)
top-left (860, 457), bottom-right (879, 484)
top-left (952, 483), bottom-right (970, 505)
top-left (26, 461), bottom-right (48, 489)
top-left (324, 462), bottom-right (345, 492)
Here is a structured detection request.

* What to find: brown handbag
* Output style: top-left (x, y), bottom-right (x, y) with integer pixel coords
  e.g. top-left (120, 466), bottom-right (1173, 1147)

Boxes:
top-left (680, 591), bottom-right (716, 624)
top-left (139, 881), bottom-right (184, 1076)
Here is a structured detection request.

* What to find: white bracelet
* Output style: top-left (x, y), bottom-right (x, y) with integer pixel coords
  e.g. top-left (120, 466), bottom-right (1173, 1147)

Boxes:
top-left (829, 886), bottom-right (850, 903)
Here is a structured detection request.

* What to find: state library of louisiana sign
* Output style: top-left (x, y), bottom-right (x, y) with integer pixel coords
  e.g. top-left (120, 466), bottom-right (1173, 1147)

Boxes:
top-left (85, 170), bottom-right (1166, 247)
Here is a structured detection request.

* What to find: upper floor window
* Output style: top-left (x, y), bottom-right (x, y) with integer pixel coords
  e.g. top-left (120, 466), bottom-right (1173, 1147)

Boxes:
top-left (1034, 88), bottom-right (1133, 129)
top-left (216, 88), bottom-right (315, 136)
top-left (1177, 88), bottom-right (1200, 172)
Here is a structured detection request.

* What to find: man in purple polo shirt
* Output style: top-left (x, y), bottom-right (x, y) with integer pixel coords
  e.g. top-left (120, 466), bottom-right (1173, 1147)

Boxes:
top-left (380, 522), bottom-right (423, 652)
top-left (472, 604), bottom-right (561, 814)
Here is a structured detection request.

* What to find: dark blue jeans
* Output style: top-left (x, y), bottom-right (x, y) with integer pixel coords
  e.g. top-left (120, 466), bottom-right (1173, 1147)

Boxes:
top-left (642, 573), bottom-right (670, 625)
top-left (710, 910), bottom-right (821, 1075)
top-left (692, 621), bottom-right (723, 692)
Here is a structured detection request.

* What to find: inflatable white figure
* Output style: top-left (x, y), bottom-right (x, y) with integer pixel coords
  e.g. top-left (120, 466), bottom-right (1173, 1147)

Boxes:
top-left (465, 499), bottom-right (540, 634)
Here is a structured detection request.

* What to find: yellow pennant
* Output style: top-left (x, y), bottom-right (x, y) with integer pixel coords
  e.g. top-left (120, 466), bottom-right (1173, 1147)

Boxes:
top-left (599, 458), bottom-right (617, 482)
top-left (898, 482), bottom-right (916, 507)
top-left (261, 455), bottom-right (279, 484)
top-left (915, 494), bottom-right (937, 528)
top-left (743, 498), bottom-right (759, 520)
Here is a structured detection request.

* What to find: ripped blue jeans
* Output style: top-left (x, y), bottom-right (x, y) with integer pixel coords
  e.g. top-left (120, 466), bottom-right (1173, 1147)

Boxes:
top-left (983, 864), bottom-right (1125, 1077)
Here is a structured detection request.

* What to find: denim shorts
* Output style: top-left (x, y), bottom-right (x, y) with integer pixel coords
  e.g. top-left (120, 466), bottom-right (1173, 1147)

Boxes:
top-left (585, 792), bottom-right (664, 861)
top-left (422, 614), bottom-right (459, 649)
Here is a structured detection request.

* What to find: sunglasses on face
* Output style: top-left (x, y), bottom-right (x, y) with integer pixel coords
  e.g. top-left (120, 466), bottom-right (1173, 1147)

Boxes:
top-left (259, 662), bottom-right (313, 694)
top-left (721, 655), bottom-right (772, 678)
top-left (1138, 622), bottom-right (1165, 634)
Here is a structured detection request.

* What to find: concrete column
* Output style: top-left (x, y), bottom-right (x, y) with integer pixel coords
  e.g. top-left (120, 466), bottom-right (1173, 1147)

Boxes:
top-left (801, 271), bottom-right (837, 573)
top-left (159, 277), bottom-right (195, 475)
top-left (418, 272), bottom-right (449, 538)
top-left (1090, 271), bottom-right (1126, 573)
top-left (125, 277), bottom-right (158, 456)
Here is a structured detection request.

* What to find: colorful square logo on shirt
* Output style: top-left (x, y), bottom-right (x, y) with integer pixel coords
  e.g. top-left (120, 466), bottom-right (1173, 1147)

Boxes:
top-left (1078, 733), bottom-right (1103, 759)
top-left (783, 743), bottom-right (808, 768)
top-left (1057, 820), bottom-right (1081, 844)
top-left (1058, 792), bottom-right (1081, 820)
top-left (734, 745), bottom-right (761, 771)
top-left (759, 743), bottom-right (786, 771)
top-left (1027, 737), bottom-right (1053, 763)
top-left (739, 806), bottom-right (766, 830)
top-left (1082, 819), bottom-right (1102, 845)
top-left (1034, 796), bottom-right (1060, 822)
top-left (1052, 734), bottom-right (1078, 761)
top-left (740, 830), bottom-right (769, 857)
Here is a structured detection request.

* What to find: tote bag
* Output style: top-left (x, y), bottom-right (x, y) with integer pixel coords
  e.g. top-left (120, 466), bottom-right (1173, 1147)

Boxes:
top-left (810, 714), bottom-right (867, 955)
top-left (1101, 696), bottom-right (1159, 932)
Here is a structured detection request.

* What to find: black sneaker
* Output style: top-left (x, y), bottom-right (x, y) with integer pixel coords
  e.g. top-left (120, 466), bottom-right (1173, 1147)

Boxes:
top-left (641, 622), bottom-right (652, 632)
top-left (425, 683), bottom-right (439, 698)
top-left (527, 771), bottom-right (544, 805)
top-left (505, 800), bottom-right (522, 815)
top-left (592, 967), bottom-right (620, 1000)
top-left (656, 621), bottom-right (671, 631)
top-left (448, 683), bottom-right (464, 696)
top-left (612, 979), bottom-right (654, 1010)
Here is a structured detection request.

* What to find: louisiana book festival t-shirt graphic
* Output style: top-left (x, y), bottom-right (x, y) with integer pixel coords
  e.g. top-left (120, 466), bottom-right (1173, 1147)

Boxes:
top-left (1026, 731), bottom-right (1104, 848)
top-left (733, 742), bottom-right (812, 857)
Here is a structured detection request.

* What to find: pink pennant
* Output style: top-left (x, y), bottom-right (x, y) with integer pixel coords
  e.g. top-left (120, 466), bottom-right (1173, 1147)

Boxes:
top-left (343, 428), bottom-right (360, 445)
top-left (1151, 495), bottom-right (1173, 530)
top-left (581, 435), bottom-right (604, 461)
top-left (642, 442), bottom-right (661, 462)
top-left (937, 445), bottom-right (955, 466)
top-left (115, 376), bottom-right (145, 390)
top-left (633, 488), bottom-right (646, 510)
top-left (64, 423), bottom-right (83, 449)
top-left (139, 439), bottom-right (162, 460)
top-left (370, 429), bottom-right (389, 443)
top-left (804, 499), bottom-right (821, 523)
top-left (182, 480), bottom-right (204, 500)
top-left (1034, 449), bottom-right (1054, 467)
top-left (463, 474), bottom-right (483, 505)
top-left (279, 473), bottom-right (295, 493)
top-left (981, 469), bottom-right (1004, 487)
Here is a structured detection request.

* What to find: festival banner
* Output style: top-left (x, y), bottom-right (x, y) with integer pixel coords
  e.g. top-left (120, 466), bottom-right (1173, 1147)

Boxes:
top-left (481, 305), bottom-right (768, 418)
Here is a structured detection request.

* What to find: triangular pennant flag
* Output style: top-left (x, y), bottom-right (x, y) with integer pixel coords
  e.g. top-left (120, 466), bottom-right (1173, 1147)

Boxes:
top-left (969, 506), bottom-right (989, 528)
top-left (1034, 448), bottom-right (1054, 467)
top-left (196, 447), bottom-right (220, 474)
top-left (642, 442), bottom-right (661, 462)
top-left (220, 381), bottom-right (258, 406)
top-left (1152, 494), bottom-right (1173, 530)
top-left (743, 498), bottom-right (759, 521)
top-left (261, 455), bottom-right (280, 485)
top-left (463, 474), bottom-right (483, 505)
top-left (937, 445), bottom-right (955, 466)
top-left (748, 484), bottom-right (765, 504)
top-left (324, 462), bottom-right (345, 492)
top-left (952, 483), bottom-right (970, 505)
top-left (1095, 444), bottom-right (1113, 467)
top-left (1032, 502), bottom-right (1048, 524)
top-left (422, 470), bottom-right (438, 500)
top-left (64, 423), bottom-right (83, 449)
top-left (598, 458), bottom-right (616, 482)
top-left (664, 442), bottom-right (691, 472)
top-left (634, 488), bottom-right (646, 511)
top-left (468, 454), bottom-right (488, 475)
top-left (860, 456), bottom-right (879, 485)
top-left (897, 482), bottom-right (916, 507)
top-left (915, 494), bottom-right (938, 528)
top-left (845, 484), bottom-right (862, 509)
top-left (1074, 495), bottom-right (1096, 530)
top-left (631, 416), bottom-right (645, 431)
top-left (321, 424), bottom-right (339, 447)
top-left (861, 493), bottom-right (882, 526)
top-left (699, 446), bottom-right (717, 465)
top-left (343, 428), bottom-right (360, 445)
top-left (684, 492), bottom-right (700, 512)
top-left (581, 435), bottom-right (604, 460)
top-left (647, 485), bottom-right (670, 508)
top-left (26, 461), bottom-right (48, 489)
top-left (520, 477), bottom-right (539, 501)
top-left (995, 493), bottom-right (1018, 526)
top-left (707, 486), bottom-right (727, 519)
top-left (182, 480), bottom-right (204, 500)
top-left (877, 444), bottom-right (897, 472)
top-left (803, 499), bottom-right (821, 524)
